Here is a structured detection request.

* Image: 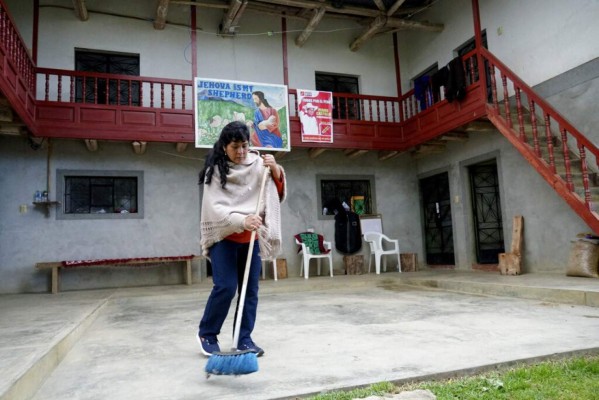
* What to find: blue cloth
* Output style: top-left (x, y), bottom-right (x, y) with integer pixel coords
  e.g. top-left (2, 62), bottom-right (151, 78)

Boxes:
top-left (414, 75), bottom-right (432, 111)
top-left (254, 109), bottom-right (283, 148)
top-left (199, 239), bottom-right (262, 345)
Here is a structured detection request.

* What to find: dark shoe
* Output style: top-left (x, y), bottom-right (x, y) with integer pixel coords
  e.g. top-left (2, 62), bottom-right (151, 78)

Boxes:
top-left (197, 334), bottom-right (220, 357)
top-left (238, 340), bottom-right (264, 357)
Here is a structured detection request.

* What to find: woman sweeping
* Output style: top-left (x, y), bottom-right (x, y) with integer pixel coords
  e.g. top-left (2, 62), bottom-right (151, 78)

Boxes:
top-left (197, 120), bottom-right (286, 358)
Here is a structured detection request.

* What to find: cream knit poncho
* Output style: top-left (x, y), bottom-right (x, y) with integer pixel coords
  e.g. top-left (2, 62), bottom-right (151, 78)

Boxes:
top-left (200, 151), bottom-right (286, 260)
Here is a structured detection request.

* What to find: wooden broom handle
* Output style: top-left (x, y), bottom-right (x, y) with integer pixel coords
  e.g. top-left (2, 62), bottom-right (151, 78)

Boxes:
top-left (232, 166), bottom-right (270, 349)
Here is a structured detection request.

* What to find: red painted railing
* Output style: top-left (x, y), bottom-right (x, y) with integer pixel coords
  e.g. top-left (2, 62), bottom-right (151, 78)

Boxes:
top-left (37, 68), bottom-right (194, 110)
top-left (0, 1), bottom-right (36, 129)
top-left (288, 89), bottom-right (400, 123)
top-left (480, 47), bottom-right (599, 230)
top-left (399, 50), bottom-right (481, 120)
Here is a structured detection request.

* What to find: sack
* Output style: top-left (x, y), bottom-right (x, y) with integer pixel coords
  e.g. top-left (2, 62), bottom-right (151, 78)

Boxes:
top-left (334, 211), bottom-right (362, 254)
top-left (566, 239), bottom-right (599, 278)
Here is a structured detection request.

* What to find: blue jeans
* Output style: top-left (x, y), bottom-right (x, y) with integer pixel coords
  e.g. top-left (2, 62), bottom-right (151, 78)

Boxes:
top-left (199, 239), bottom-right (262, 346)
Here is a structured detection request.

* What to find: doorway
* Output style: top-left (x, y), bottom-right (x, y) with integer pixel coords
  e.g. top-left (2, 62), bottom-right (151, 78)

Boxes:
top-left (420, 172), bottom-right (455, 265)
top-left (469, 161), bottom-right (505, 263)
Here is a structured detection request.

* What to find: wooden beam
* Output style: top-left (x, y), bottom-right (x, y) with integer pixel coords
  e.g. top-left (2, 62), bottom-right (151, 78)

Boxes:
top-left (411, 143), bottom-right (446, 159)
top-left (344, 149), bottom-right (368, 158)
top-left (84, 139), bottom-right (98, 152)
top-left (256, 0), bottom-right (377, 17)
top-left (173, 0), bottom-right (423, 16)
top-left (0, 99), bottom-right (14, 122)
top-left (176, 142), bottom-right (188, 153)
top-left (378, 150), bottom-right (399, 161)
top-left (72, 0), bottom-right (88, 21)
top-left (154, 0), bottom-right (170, 30)
top-left (425, 139), bottom-right (447, 146)
top-left (167, 0), bottom-right (443, 51)
top-left (170, 1), bottom-right (228, 9)
top-left (416, 143), bottom-right (446, 151)
top-left (350, 14), bottom-right (387, 52)
top-left (384, 18), bottom-right (443, 31)
top-left (372, 0), bottom-right (386, 11)
top-left (386, 0), bottom-right (407, 16)
top-left (220, 0), bottom-right (248, 36)
top-left (308, 148), bottom-right (327, 159)
top-left (440, 132), bottom-right (469, 141)
top-left (0, 123), bottom-right (23, 136)
top-left (132, 141), bottom-right (147, 155)
top-left (295, 7), bottom-right (326, 47)
top-left (464, 120), bottom-right (496, 132)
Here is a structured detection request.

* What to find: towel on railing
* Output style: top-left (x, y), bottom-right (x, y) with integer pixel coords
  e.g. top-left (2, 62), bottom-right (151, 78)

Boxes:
top-left (446, 56), bottom-right (467, 102)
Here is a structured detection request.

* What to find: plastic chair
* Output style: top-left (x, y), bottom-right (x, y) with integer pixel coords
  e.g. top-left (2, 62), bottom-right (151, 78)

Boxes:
top-left (261, 259), bottom-right (279, 281)
top-left (295, 237), bottom-right (333, 279)
top-left (363, 231), bottom-right (402, 274)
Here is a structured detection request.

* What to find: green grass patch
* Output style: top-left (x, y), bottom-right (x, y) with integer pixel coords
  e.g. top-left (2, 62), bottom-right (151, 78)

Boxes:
top-left (304, 355), bottom-right (599, 400)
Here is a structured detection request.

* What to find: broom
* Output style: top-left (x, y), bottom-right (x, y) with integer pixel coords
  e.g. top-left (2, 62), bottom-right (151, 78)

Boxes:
top-left (205, 166), bottom-right (270, 377)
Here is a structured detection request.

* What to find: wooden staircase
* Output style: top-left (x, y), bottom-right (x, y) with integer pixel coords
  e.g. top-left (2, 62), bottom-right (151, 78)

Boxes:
top-left (481, 48), bottom-right (599, 232)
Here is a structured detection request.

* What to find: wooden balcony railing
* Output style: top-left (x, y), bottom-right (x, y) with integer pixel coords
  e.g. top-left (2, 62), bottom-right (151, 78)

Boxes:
top-left (32, 59), bottom-right (486, 148)
top-left (2, 0), bottom-right (485, 150)
top-left (37, 68), bottom-right (194, 109)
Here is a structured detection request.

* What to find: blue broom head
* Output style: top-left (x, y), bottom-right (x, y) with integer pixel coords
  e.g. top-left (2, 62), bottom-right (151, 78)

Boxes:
top-left (205, 350), bottom-right (259, 376)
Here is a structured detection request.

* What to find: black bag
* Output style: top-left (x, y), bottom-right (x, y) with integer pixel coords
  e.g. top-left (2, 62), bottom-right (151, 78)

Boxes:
top-left (334, 210), bottom-right (362, 255)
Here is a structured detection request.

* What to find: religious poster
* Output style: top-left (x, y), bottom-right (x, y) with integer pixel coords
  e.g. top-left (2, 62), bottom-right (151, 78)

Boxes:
top-left (194, 78), bottom-right (290, 151)
top-left (297, 89), bottom-right (333, 143)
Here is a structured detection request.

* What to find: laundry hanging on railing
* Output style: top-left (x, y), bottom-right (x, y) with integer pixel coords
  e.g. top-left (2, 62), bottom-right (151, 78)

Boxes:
top-left (414, 75), bottom-right (434, 111)
top-left (445, 56), bottom-right (467, 102)
top-left (431, 66), bottom-right (449, 103)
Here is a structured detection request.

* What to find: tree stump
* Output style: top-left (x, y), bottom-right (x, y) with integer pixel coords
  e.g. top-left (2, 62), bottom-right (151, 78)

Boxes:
top-left (343, 255), bottom-right (363, 275)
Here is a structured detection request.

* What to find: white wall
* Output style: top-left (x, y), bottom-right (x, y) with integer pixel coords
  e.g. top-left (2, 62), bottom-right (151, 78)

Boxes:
top-left (286, 17), bottom-right (398, 96)
top-left (398, 0), bottom-right (599, 90)
top-left (480, 0), bottom-right (599, 86)
top-left (37, 7), bottom-right (191, 80)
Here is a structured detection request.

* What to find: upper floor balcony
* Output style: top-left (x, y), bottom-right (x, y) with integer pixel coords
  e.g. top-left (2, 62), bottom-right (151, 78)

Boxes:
top-left (0, 2), bottom-right (488, 156)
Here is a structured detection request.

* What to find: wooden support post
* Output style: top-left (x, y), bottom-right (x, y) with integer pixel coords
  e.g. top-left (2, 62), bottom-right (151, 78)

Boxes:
top-left (52, 266), bottom-right (59, 294)
top-left (184, 259), bottom-right (192, 285)
top-left (499, 215), bottom-right (524, 275)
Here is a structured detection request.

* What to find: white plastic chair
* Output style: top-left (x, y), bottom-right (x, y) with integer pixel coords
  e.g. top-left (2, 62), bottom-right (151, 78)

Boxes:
top-left (295, 237), bottom-right (333, 279)
top-left (363, 231), bottom-right (402, 274)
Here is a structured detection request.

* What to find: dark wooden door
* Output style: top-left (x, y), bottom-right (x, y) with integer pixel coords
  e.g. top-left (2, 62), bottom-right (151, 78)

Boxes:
top-left (420, 172), bottom-right (455, 265)
top-left (469, 162), bottom-right (505, 263)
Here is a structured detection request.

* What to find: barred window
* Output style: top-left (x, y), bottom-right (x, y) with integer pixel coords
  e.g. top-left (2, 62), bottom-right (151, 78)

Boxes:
top-left (317, 174), bottom-right (375, 219)
top-left (315, 72), bottom-right (360, 120)
top-left (75, 49), bottom-right (140, 106)
top-left (57, 170), bottom-right (143, 220)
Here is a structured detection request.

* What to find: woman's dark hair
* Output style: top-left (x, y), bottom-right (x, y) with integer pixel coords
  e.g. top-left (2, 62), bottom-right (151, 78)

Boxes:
top-left (252, 91), bottom-right (271, 108)
top-left (199, 120), bottom-right (250, 188)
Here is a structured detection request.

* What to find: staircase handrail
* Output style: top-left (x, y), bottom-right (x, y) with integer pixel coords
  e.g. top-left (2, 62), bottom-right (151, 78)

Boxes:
top-left (480, 47), bottom-right (599, 156)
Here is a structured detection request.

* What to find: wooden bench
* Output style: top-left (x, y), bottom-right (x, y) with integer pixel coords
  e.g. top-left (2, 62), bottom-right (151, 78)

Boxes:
top-left (36, 255), bottom-right (196, 294)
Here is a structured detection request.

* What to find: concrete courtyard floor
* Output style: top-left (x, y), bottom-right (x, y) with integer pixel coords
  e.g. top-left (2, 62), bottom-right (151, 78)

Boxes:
top-left (2, 270), bottom-right (599, 400)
